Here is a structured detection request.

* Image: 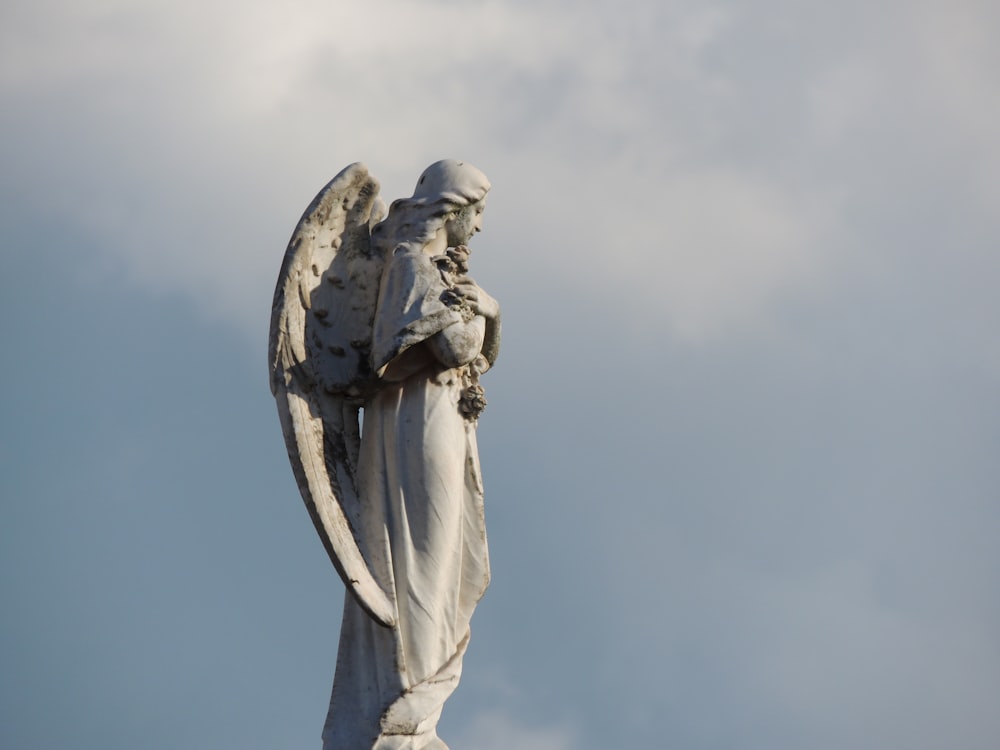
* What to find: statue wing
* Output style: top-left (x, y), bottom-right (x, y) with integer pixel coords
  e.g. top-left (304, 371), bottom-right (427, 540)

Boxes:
top-left (269, 163), bottom-right (394, 628)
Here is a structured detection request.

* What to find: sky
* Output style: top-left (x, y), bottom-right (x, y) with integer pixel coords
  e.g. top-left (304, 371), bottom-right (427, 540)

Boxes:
top-left (2, 0), bottom-right (999, 748)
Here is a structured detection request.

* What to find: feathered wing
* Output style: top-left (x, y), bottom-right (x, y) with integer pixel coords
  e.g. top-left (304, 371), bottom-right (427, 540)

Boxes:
top-left (269, 163), bottom-right (394, 628)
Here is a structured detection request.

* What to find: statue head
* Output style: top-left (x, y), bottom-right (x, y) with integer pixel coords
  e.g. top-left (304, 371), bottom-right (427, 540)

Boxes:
top-left (413, 160), bottom-right (491, 207)
top-left (374, 160), bottom-right (491, 251)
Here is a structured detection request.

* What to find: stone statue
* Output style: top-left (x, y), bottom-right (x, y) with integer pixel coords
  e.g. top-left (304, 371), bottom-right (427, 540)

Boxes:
top-left (269, 160), bottom-right (500, 750)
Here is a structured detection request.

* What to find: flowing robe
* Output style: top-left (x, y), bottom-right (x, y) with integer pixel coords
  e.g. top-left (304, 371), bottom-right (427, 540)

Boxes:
top-left (322, 245), bottom-right (498, 750)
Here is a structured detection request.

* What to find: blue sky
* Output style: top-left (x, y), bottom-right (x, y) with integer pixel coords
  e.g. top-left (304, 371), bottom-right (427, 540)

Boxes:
top-left (2, 1), bottom-right (999, 748)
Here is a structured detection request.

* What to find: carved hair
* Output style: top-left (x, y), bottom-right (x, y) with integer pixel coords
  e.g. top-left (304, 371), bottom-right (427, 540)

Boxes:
top-left (372, 160), bottom-right (490, 253)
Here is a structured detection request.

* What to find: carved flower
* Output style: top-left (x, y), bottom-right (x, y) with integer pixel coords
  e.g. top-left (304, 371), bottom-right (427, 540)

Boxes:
top-left (434, 254), bottom-right (459, 276)
top-left (458, 383), bottom-right (487, 421)
top-left (440, 287), bottom-right (463, 306)
top-left (434, 246), bottom-right (470, 279)
top-left (435, 244), bottom-right (486, 418)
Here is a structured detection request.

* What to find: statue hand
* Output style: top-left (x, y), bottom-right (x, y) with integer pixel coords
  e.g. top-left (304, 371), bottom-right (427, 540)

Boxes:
top-left (447, 245), bottom-right (471, 273)
top-left (454, 277), bottom-right (500, 320)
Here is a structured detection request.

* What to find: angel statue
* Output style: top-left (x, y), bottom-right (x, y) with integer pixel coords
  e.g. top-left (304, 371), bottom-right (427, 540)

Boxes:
top-left (269, 160), bottom-right (500, 750)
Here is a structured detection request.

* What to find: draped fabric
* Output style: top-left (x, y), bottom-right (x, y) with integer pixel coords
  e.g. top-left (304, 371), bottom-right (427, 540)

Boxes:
top-left (322, 246), bottom-right (492, 750)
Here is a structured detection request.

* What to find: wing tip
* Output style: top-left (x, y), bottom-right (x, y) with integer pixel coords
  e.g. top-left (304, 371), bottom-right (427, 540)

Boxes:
top-left (354, 584), bottom-right (396, 629)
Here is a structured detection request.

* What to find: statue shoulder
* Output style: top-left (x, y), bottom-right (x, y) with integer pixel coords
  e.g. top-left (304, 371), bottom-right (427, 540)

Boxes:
top-left (379, 245), bottom-right (446, 303)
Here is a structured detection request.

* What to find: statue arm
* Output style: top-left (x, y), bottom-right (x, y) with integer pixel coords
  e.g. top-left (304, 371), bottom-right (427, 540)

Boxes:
top-left (426, 278), bottom-right (501, 369)
top-left (373, 251), bottom-right (501, 376)
top-left (453, 276), bottom-right (501, 367)
top-left (481, 313), bottom-right (500, 368)
top-left (426, 316), bottom-right (487, 368)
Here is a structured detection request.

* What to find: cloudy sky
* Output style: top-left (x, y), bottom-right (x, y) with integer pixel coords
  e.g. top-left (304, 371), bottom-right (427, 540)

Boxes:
top-left (2, 0), bottom-right (999, 748)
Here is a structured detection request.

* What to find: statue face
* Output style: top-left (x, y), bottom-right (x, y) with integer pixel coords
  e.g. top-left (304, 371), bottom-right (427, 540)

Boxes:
top-left (445, 199), bottom-right (486, 247)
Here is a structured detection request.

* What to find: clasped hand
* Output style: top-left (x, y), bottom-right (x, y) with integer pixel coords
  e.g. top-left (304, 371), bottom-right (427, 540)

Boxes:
top-left (453, 276), bottom-right (500, 320)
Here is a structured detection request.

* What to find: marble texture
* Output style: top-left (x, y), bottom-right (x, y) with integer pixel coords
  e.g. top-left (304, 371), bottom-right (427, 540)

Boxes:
top-left (269, 161), bottom-right (500, 750)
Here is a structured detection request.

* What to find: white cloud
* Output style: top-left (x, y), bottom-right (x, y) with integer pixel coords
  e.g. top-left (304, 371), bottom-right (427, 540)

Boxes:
top-left (909, 0), bottom-right (1000, 201)
top-left (3, 0), bottom-right (999, 344)
top-left (2, 0), bottom-right (582, 331)
top-left (3, 0), bottom-right (838, 343)
top-left (573, 165), bottom-right (832, 341)
top-left (806, 59), bottom-right (883, 143)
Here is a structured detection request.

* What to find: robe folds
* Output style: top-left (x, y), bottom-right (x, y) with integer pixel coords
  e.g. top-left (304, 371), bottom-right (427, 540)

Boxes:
top-left (322, 245), bottom-right (497, 750)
